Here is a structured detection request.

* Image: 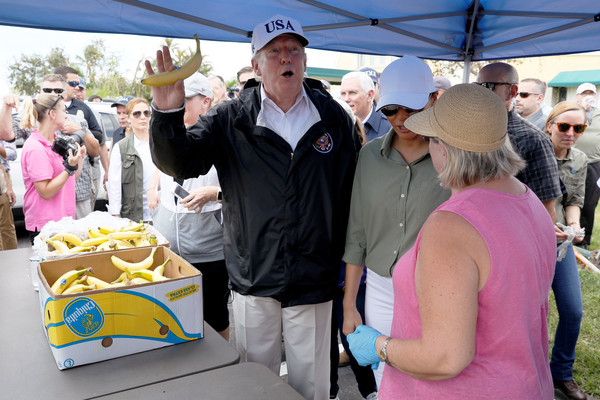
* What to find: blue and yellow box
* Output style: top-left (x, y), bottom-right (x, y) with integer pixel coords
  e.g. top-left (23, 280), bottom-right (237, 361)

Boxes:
top-left (37, 246), bottom-right (203, 370)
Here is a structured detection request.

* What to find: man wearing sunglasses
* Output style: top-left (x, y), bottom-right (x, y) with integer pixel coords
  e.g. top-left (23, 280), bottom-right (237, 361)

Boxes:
top-left (54, 66), bottom-right (108, 215)
top-left (476, 63), bottom-right (561, 221)
top-left (574, 83), bottom-right (600, 247)
top-left (516, 78), bottom-right (547, 130)
top-left (40, 74), bottom-right (99, 219)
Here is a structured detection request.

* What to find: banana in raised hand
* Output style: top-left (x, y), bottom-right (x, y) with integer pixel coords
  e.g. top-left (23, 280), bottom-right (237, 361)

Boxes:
top-left (111, 247), bottom-right (158, 273)
top-left (142, 34), bottom-right (202, 87)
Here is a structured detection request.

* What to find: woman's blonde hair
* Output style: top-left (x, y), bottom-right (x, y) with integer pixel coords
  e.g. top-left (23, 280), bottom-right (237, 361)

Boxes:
top-left (436, 138), bottom-right (525, 189)
top-left (124, 97), bottom-right (150, 136)
top-left (20, 94), bottom-right (63, 130)
top-left (544, 101), bottom-right (586, 133)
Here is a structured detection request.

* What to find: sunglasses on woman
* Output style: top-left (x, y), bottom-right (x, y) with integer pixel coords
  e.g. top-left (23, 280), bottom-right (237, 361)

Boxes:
top-left (554, 122), bottom-right (587, 134)
top-left (131, 110), bottom-right (151, 118)
top-left (42, 88), bottom-right (64, 94)
top-left (381, 104), bottom-right (426, 117)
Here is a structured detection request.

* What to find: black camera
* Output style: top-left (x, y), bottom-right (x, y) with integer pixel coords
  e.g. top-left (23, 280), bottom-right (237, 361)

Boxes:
top-left (52, 135), bottom-right (79, 160)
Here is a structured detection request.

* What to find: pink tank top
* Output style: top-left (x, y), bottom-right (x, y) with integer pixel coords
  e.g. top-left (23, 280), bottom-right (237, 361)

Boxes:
top-left (379, 187), bottom-right (555, 399)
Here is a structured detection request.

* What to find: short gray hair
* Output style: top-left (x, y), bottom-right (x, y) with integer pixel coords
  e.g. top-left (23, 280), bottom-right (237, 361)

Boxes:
top-left (341, 71), bottom-right (374, 94)
top-left (436, 138), bottom-right (525, 188)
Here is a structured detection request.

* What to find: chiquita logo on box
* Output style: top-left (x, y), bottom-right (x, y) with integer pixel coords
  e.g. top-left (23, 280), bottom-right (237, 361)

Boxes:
top-left (63, 297), bottom-right (104, 337)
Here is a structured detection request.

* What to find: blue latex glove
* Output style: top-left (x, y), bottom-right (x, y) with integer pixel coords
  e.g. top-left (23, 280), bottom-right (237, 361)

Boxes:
top-left (347, 325), bottom-right (383, 370)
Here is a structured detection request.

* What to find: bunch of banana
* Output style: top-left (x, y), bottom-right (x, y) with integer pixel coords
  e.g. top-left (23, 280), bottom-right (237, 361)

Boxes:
top-left (43, 221), bottom-right (159, 255)
top-left (49, 250), bottom-right (171, 295)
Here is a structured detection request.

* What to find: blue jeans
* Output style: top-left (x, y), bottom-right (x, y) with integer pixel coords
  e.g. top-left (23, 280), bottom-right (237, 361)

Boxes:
top-left (550, 243), bottom-right (583, 381)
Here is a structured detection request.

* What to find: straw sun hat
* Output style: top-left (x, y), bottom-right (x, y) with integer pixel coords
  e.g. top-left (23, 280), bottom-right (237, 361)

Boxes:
top-left (405, 83), bottom-right (507, 152)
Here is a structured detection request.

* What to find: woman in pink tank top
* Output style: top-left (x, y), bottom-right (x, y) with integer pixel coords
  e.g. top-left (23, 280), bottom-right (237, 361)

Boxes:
top-left (348, 84), bottom-right (556, 399)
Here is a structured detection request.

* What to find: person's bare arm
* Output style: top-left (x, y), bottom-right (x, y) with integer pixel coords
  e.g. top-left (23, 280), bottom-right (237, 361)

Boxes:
top-left (376, 211), bottom-right (485, 380)
top-left (0, 95), bottom-right (18, 141)
top-left (541, 198), bottom-right (556, 223)
top-left (342, 263), bottom-right (366, 336)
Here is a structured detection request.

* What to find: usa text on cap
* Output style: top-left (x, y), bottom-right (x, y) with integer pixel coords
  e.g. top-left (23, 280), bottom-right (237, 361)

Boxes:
top-left (251, 15), bottom-right (309, 55)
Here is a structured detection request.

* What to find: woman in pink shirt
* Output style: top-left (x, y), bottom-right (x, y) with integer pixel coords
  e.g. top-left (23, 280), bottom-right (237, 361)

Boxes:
top-left (348, 84), bottom-right (556, 399)
top-left (20, 93), bottom-right (85, 244)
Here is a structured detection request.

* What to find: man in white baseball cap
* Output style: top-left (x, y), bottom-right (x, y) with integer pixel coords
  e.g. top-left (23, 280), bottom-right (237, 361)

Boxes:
top-left (146, 15), bottom-right (357, 400)
top-left (342, 56), bottom-right (450, 388)
top-left (183, 72), bottom-right (213, 126)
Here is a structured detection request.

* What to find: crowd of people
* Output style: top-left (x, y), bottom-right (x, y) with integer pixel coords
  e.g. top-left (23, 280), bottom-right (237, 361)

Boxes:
top-left (0, 14), bottom-right (599, 400)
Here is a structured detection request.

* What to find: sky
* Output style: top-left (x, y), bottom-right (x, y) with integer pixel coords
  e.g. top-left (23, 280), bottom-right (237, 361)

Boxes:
top-left (0, 25), bottom-right (338, 95)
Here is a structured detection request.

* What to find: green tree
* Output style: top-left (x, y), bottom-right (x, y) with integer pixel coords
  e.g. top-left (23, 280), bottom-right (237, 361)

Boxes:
top-left (77, 40), bottom-right (106, 86)
top-left (8, 47), bottom-right (71, 95)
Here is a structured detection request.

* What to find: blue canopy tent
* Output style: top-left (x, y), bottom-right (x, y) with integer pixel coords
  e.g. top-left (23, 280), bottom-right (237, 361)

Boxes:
top-left (1, 0), bottom-right (599, 80)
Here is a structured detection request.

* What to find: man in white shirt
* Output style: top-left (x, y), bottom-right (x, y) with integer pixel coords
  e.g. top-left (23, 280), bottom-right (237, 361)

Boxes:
top-left (147, 15), bottom-right (357, 400)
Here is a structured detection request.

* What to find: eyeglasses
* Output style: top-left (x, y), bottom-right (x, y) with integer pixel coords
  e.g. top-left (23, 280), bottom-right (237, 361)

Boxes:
top-left (517, 92), bottom-right (541, 98)
top-left (554, 122), bottom-right (587, 134)
top-left (131, 110), bottom-right (151, 118)
top-left (473, 82), bottom-right (516, 91)
top-left (66, 80), bottom-right (80, 87)
top-left (380, 104), bottom-right (426, 117)
top-left (49, 95), bottom-right (62, 111)
top-left (42, 88), bottom-right (64, 94)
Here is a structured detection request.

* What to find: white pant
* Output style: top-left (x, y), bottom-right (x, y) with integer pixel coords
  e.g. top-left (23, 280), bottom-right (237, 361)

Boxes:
top-left (232, 292), bottom-right (332, 400)
top-left (365, 268), bottom-right (394, 388)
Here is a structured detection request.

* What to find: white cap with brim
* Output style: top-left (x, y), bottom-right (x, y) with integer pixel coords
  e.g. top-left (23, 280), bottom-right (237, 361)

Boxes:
top-left (251, 15), bottom-right (309, 55)
top-left (184, 72), bottom-right (213, 99)
top-left (577, 82), bottom-right (597, 95)
top-left (376, 56), bottom-right (436, 112)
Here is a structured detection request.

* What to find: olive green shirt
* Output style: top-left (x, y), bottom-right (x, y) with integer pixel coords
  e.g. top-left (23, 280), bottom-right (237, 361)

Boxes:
top-left (555, 147), bottom-right (588, 226)
top-left (343, 129), bottom-right (451, 277)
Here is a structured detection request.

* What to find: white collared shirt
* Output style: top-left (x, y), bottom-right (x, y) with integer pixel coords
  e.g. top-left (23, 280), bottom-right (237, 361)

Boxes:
top-left (256, 85), bottom-right (321, 150)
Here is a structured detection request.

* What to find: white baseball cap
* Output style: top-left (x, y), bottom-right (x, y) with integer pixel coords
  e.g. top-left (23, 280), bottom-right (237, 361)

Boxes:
top-left (376, 56), bottom-right (436, 112)
top-left (184, 73), bottom-right (213, 99)
top-left (576, 82), bottom-right (597, 95)
top-left (251, 15), bottom-right (309, 55)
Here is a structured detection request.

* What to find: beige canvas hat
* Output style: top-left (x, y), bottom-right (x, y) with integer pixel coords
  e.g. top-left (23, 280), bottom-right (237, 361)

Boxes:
top-left (405, 83), bottom-right (507, 152)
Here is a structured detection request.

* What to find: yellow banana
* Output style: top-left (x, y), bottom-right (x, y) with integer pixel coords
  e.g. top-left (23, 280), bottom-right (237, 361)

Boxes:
top-left (51, 268), bottom-right (92, 294)
top-left (62, 283), bottom-right (96, 294)
top-left (67, 245), bottom-right (97, 254)
top-left (98, 226), bottom-right (115, 235)
top-left (111, 247), bottom-right (157, 273)
top-left (121, 222), bottom-right (145, 232)
top-left (129, 277), bottom-right (152, 285)
top-left (50, 232), bottom-right (83, 247)
top-left (113, 239), bottom-right (136, 249)
top-left (45, 238), bottom-right (70, 254)
top-left (148, 234), bottom-right (158, 245)
top-left (152, 258), bottom-right (170, 281)
top-left (108, 231), bottom-right (144, 241)
top-left (111, 272), bottom-right (128, 284)
top-left (88, 229), bottom-right (107, 239)
top-left (80, 237), bottom-right (109, 247)
top-left (142, 34), bottom-right (202, 87)
top-left (130, 269), bottom-right (155, 282)
top-left (96, 240), bottom-right (113, 252)
top-left (86, 276), bottom-right (113, 290)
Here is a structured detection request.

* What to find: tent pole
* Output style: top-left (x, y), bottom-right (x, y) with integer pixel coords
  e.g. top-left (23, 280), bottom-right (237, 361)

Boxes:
top-left (463, 55), bottom-right (472, 83)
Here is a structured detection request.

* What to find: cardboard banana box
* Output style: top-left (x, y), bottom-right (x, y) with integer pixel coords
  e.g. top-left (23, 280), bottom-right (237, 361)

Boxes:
top-left (37, 246), bottom-right (203, 370)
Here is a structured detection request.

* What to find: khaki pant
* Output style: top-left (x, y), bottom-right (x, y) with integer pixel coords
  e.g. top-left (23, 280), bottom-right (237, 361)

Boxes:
top-left (0, 192), bottom-right (18, 250)
top-left (232, 293), bottom-right (331, 400)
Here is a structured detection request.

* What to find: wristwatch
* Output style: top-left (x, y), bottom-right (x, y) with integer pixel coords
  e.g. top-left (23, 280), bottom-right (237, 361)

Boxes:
top-left (216, 189), bottom-right (223, 203)
top-left (378, 337), bottom-right (392, 366)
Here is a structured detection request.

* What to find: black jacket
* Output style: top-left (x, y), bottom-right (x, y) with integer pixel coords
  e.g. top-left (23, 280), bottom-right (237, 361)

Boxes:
top-left (151, 79), bottom-right (357, 306)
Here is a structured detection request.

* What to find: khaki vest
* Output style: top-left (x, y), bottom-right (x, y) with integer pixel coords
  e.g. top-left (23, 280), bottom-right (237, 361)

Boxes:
top-left (118, 134), bottom-right (144, 222)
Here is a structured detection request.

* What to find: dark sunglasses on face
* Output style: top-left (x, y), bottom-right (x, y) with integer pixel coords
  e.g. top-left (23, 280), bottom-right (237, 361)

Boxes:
top-left (131, 110), bottom-right (151, 118)
top-left (66, 80), bottom-right (80, 87)
top-left (473, 81), bottom-right (516, 91)
top-left (517, 92), bottom-right (541, 98)
top-left (42, 88), bottom-right (64, 94)
top-left (554, 122), bottom-right (587, 134)
top-left (381, 104), bottom-right (426, 117)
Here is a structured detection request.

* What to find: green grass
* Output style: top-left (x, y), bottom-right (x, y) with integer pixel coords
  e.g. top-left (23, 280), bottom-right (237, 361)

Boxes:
top-left (546, 207), bottom-right (600, 397)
